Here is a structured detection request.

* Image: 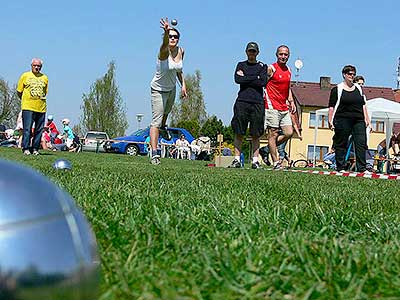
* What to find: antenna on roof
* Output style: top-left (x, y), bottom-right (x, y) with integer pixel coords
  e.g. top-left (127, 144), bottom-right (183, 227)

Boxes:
top-left (397, 57), bottom-right (400, 89)
top-left (294, 58), bottom-right (303, 86)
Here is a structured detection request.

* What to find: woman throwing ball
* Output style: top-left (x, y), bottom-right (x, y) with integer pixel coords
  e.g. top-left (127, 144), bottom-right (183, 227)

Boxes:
top-left (150, 17), bottom-right (187, 165)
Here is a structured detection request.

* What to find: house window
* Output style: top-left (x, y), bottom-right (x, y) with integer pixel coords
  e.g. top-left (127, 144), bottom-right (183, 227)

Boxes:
top-left (309, 112), bottom-right (329, 129)
top-left (307, 145), bottom-right (329, 161)
top-left (309, 112), bottom-right (316, 127)
top-left (371, 120), bottom-right (384, 133)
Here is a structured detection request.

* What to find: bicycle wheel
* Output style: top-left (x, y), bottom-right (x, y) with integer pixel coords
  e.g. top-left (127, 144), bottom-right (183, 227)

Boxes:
top-left (293, 159), bottom-right (308, 168)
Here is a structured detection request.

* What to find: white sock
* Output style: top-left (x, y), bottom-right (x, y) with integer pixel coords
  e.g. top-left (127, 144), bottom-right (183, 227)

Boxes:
top-left (235, 156), bottom-right (240, 161)
top-left (252, 157), bottom-right (258, 163)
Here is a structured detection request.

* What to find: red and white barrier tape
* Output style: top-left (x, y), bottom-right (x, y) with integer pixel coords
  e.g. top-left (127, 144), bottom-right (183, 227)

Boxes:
top-left (285, 169), bottom-right (400, 180)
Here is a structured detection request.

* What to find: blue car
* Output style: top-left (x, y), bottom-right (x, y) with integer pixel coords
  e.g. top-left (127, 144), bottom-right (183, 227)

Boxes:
top-left (107, 127), bottom-right (195, 156)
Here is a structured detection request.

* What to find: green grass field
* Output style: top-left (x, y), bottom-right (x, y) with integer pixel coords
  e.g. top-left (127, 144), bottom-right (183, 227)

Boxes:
top-left (1, 147), bottom-right (400, 300)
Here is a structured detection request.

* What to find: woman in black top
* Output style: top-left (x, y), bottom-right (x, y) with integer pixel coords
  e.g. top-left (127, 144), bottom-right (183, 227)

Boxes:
top-left (328, 65), bottom-right (372, 172)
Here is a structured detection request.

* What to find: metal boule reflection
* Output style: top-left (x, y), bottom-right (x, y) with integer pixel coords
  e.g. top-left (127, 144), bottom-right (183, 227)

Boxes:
top-left (0, 159), bottom-right (100, 299)
top-left (53, 158), bottom-right (72, 170)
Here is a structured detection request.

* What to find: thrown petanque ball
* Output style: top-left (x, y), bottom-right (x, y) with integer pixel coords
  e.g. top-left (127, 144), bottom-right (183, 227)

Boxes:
top-left (0, 159), bottom-right (100, 299)
top-left (53, 158), bottom-right (72, 170)
top-left (171, 19), bottom-right (178, 26)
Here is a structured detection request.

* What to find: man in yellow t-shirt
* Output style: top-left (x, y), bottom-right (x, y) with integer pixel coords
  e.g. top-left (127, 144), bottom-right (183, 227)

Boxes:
top-left (17, 58), bottom-right (49, 155)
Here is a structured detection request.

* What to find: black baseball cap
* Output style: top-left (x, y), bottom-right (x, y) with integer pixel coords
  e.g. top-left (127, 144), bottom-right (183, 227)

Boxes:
top-left (246, 42), bottom-right (259, 52)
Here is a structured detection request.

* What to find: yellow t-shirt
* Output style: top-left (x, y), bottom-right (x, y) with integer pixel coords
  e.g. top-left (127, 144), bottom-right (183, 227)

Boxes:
top-left (17, 71), bottom-right (49, 113)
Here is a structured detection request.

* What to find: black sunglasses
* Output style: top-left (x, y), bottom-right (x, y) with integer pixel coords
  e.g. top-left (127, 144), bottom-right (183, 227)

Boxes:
top-left (169, 34), bottom-right (179, 39)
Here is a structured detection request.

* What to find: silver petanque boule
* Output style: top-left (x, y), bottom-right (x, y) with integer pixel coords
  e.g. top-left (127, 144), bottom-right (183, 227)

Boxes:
top-left (53, 158), bottom-right (72, 170)
top-left (0, 159), bottom-right (100, 299)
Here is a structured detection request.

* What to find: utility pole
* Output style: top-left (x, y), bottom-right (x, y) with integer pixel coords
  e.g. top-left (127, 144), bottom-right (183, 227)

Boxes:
top-left (136, 113), bottom-right (144, 130)
top-left (397, 57), bottom-right (400, 89)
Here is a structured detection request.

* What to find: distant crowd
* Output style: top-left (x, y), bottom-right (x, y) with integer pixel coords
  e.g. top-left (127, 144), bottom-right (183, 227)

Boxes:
top-left (0, 112), bottom-right (80, 153)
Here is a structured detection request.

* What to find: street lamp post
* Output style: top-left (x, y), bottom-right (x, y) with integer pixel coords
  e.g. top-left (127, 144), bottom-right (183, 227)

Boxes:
top-left (136, 114), bottom-right (144, 130)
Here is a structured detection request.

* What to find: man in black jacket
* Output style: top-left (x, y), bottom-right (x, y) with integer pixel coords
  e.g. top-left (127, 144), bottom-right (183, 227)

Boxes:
top-left (231, 42), bottom-right (267, 169)
top-left (230, 42), bottom-right (268, 169)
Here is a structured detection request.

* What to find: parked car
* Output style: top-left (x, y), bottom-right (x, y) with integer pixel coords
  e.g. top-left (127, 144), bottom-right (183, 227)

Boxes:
top-left (82, 131), bottom-right (110, 152)
top-left (106, 127), bottom-right (195, 156)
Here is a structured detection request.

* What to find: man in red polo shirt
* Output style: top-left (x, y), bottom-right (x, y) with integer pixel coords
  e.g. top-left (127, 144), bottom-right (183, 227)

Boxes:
top-left (264, 45), bottom-right (296, 170)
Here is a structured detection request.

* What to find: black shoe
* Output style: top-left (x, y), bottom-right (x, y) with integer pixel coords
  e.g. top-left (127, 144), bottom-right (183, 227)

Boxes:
top-left (263, 158), bottom-right (271, 166)
top-left (273, 161), bottom-right (283, 170)
top-left (159, 127), bottom-right (171, 140)
top-left (251, 161), bottom-right (261, 169)
top-left (366, 167), bottom-right (376, 173)
top-left (229, 159), bottom-right (241, 168)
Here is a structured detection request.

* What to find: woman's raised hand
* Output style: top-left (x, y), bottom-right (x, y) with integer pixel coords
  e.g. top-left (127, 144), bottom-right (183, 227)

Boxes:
top-left (160, 18), bottom-right (170, 32)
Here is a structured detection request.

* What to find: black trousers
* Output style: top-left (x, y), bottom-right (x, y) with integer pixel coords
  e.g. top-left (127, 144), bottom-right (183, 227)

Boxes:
top-left (333, 117), bottom-right (367, 171)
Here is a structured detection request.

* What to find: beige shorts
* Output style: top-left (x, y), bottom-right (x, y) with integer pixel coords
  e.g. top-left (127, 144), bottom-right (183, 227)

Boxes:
top-left (150, 88), bottom-right (176, 128)
top-left (265, 109), bottom-right (292, 129)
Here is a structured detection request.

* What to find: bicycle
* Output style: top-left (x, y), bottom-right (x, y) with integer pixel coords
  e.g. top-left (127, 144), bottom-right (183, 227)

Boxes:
top-left (292, 153), bottom-right (329, 169)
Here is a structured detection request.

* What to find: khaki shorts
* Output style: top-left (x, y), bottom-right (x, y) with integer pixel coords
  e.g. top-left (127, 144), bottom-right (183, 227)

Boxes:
top-left (150, 88), bottom-right (176, 128)
top-left (265, 109), bottom-right (292, 129)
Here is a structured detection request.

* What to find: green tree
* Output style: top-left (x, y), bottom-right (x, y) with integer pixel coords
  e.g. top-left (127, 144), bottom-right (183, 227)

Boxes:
top-left (200, 115), bottom-right (224, 141)
top-left (72, 124), bottom-right (84, 137)
top-left (80, 61), bottom-right (128, 137)
top-left (176, 119), bottom-right (200, 138)
top-left (0, 79), bottom-right (19, 128)
top-left (170, 70), bottom-right (207, 128)
top-left (222, 125), bottom-right (234, 145)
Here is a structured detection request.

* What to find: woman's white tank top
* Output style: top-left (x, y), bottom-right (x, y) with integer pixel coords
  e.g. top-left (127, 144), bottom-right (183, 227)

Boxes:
top-left (151, 50), bottom-right (183, 92)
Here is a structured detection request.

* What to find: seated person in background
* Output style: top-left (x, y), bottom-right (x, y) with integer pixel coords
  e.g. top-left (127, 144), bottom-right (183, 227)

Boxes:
top-left (51, 135), bottom-right (67, 151)
top-left (377, 132), bottom-right (400, 173)
top-left (0, 129), bottom-right (17, 147)
top-left (41, 127), bottom-right (53, 150)
top-left (190, 139), bottom-right (201, 159)
top-left (194, 136), bottom-right (212, 160)
top-left (377, 132), bottom-right (400, 157)
top-left (161, 137), bottom-right (176, 158)
top-left (323, 147), bottom-right (336, 169)
top-left (46, 115), bottom-right (59, 143)
top-left (175, 134), bottom-right (191, 159)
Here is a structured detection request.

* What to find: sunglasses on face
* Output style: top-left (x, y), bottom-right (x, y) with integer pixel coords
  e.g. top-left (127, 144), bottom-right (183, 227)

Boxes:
top-left (32, 65), bottom-right (42, 68)
top-left (169, 35), bottom-right (179, 39)
top-left (346, 72), bottom-right (356, 76)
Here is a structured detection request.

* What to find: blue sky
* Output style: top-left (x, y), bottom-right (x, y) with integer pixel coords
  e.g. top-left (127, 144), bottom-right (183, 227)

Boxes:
top-left (1, 0), bottom-right (399, 134)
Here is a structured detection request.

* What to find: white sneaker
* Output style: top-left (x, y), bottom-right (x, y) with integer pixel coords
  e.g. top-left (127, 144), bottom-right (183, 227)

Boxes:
top-left (32, 150), bottom-right (40, 156)
top-left (23, 150), bottom-right (31, 155)
top-left (150, 155), bottom-right (161, 165)
top-left (273, 162), bottom-right (283, 170)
